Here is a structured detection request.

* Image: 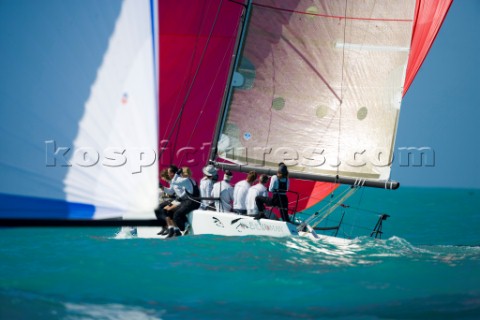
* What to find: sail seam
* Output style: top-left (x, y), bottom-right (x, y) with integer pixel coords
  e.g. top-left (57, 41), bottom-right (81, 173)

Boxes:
top-left (251, 2), bottom-right (413, 22)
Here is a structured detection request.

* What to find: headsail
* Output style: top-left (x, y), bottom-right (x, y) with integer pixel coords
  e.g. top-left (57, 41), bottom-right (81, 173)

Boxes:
top-left (0, 0), bottom-right (158, 219)
top-left (216, 0), bottom-right (416, 188)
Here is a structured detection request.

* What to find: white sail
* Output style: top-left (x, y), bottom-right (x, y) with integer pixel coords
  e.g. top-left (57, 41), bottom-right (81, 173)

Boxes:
top-left (64, 0), bottom-right (158, 218)
top-left (0, 0), bottom-right (157, 219)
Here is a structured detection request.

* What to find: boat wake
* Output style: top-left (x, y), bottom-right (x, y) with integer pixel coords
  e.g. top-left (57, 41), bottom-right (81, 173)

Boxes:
top-left (281, 235), bottom-right (480, 267)
top-left (111, 224), bottom-right (480, 268)
top-left (114, 227), bottom-right (138, 239)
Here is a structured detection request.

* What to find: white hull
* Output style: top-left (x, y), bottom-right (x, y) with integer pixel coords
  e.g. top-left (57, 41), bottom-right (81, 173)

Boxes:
top-left (189, 210), bottom-right (299, 237)
top-left (122, 210), bottom-right (352, 245)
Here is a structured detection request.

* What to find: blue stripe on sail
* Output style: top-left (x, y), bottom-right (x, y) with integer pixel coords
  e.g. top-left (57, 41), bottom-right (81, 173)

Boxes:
top-left (149, 0), bottom-right (159, 113)
top-left (0, 193), bottom-right (95, 219)
top-left (150, 0), bottom-right (157, 73)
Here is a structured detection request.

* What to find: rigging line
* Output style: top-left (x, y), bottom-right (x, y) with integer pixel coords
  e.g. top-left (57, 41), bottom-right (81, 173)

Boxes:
top-left (356, 184), bottom-right (366, 207)
top-left (318, 185), bottom-right (353, 207)
top-left (171, 1), bottom-right (217, 160)
top-left (311, 187), bottom-right (357, 228)
top-left (305, 187), bottom-right (353, 220)
top-left (300, 0), bottom-right (394, 161)
top-left (341, 203), bottom-right (384, 216)
top-left (346, 179), bottom-right (365, 236)
top-left (312, 197), bottom-right (352, 222)
top-left (338, 220), bottom-right (374, 233)
top-left (343, 0), bottom-right (378, 81)
top-left (265, 39), bottom-right (277, 147)
top-left (251, 2), bottom-right (413, 22)
top-left (161, 16), bottom-right (206, 163)
top-left (306, 187), bottom-right (354, 222)
top-left (249, 5), bottom-right (344, 153)
top-left (329, 179), bottom-right (338, 198)
top-left (310, 196), bottom-right (383, 218)
top-left (208, 1), bottom-right (252, 161)
top-left (158, 0), bottom-right (225, 162)
top-left (336, 0), bottom-right (348, 177)
top-left (287, 194), bottom-right (324, 212)
top-left (287, 180), bottom-right (338, 206)
top-left (281, 35), bottom-right (342, 103)
top-left (227, 0), bottom-right (247, 7)
top-left (289, 184), bottom-right (341, 208)
top-left (349, 182), bottom-right (366, 235)
top-left (307, 185), bottom-right (351, 212)
top-left (178, 21), bottom-right (241, 165)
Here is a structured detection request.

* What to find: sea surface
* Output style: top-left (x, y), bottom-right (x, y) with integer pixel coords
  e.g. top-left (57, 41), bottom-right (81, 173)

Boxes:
top-left (1, 187), bottom-right (479, 319)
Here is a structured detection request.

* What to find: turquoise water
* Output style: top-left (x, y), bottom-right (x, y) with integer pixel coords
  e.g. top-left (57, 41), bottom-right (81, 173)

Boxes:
top-left (1, 187), bottom-right (479, 319)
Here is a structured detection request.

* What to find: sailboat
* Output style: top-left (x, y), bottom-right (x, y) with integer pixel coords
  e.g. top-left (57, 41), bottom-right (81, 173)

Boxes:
top-left (132, 0), bottom-right (453, 240)
top-left (0, 0), bottom-right (452, 242)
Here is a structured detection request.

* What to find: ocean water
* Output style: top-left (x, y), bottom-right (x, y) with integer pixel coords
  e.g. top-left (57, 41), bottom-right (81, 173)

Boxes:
top-left (1, 187), bottom-right (479, 319)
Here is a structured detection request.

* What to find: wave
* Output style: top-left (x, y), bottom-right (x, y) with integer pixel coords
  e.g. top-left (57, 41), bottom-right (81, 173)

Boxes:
top-left (109, 227), bottom-right (480, 268)
top-left (275, 234), bottom-right (480, 267)
top-left (0, 288), bottom-right (165, 320)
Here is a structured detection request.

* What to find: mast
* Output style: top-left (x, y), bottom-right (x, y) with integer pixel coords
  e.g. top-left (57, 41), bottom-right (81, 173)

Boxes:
top-left (210, 0), bottom-right (253, 162)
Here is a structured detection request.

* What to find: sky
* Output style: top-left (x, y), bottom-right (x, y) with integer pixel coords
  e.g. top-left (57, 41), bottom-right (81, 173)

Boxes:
top-left (0, 0), bottom-right (477, 194)
top-left (392, 0), bottom-right (480, 189)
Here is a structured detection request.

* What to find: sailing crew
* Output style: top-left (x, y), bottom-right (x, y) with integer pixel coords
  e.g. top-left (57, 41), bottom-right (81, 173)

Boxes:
top-left (160, 166), bottom-right (200, 237)
top-left (233, 171), bottom-right (257, 215)
top-left (246, 174), bottom-right (269, 217)
top-left (255, 164), bottom-right (291, 222)
top-left (155, 165), bottom-right (178, 234)
top-left (157, 169), bottom-right (169, 202)
top-left (199, 165), bottom-right (218, 210)
top-left (211, 170), bottom-right (234, 212)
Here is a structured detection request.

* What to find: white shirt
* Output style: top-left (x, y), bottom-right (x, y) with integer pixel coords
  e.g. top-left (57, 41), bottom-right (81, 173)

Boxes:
top-left (246, 183), bottom-right (268, 215)
top-left (211, 180), bottom-right (233, 212)
top-left (199, 177), bottom-right (214, 209)
top-left (233, 180), bottom-right (251, 210)
top-left (163, 173), bottom-right (194, 199)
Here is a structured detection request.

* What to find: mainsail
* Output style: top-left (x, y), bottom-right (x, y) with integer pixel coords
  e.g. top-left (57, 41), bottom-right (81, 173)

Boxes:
top-left (217, 0), bottom-right (416, 186)
top-left (213, 0), bottom-right (452, 197)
